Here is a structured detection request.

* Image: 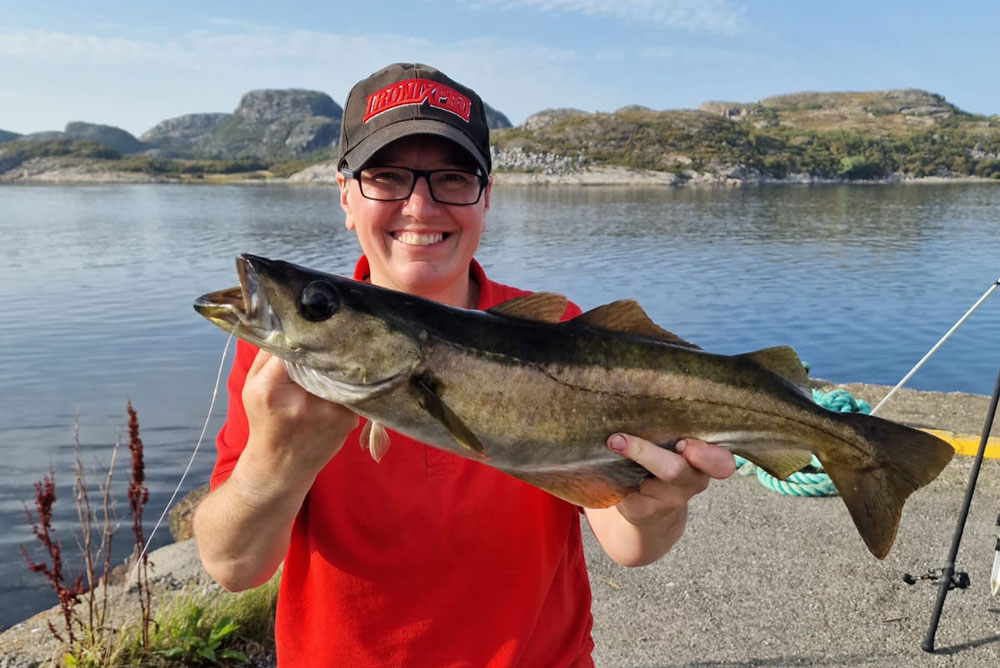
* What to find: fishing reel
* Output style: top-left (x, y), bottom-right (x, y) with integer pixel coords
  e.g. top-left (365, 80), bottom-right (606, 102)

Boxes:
top-left (903, 568), bottom-right (970, 591)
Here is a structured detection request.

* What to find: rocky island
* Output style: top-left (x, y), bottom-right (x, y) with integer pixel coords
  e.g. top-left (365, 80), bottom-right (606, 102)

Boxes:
top-left (1, 88), bottom-right (998, 185)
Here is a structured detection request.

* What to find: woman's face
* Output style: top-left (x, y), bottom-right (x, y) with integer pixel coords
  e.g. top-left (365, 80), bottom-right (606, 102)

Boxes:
top-left (338, 135), bottom-right (491, 306)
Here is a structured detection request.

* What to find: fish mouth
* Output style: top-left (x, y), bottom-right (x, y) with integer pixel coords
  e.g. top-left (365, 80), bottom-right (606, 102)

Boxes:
top-left (194, 255), bottom-right (282, 340)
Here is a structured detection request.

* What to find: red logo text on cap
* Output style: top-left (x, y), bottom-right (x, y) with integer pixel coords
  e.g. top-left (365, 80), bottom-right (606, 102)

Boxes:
top-left (364, 78), bottom-right (472, 124)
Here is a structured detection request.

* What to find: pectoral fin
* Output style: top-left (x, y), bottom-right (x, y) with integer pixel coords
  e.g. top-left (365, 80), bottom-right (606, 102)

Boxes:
top-left (412, 375), bottom-right (487, 457)
top-left (360, 420), bottom-right (391, 463)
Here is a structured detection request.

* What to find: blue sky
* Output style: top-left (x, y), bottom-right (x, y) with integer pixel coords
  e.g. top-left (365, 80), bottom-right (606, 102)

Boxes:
top-left (2, 1), bottom-right (998, 137)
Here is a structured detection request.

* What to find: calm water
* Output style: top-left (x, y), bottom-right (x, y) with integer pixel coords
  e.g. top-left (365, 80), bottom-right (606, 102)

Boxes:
top-left (1, 182), bottom-right (999, 628)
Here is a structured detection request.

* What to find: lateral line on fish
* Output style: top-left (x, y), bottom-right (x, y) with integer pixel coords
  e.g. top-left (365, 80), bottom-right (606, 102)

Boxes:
top-left (536, 365), bottom-right (831, 434)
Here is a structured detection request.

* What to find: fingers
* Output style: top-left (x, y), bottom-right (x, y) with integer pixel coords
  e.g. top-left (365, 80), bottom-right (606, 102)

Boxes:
top-left (676, 439), bottom-right (736, 479)
top-left (248, 348), bottom-right (272, 376)
top-left (606, 434), bottom-right (735, 483)
top-left (247, 350), bottom-right (292, 385)
top-left (608, 433), bottom-right (687, 482)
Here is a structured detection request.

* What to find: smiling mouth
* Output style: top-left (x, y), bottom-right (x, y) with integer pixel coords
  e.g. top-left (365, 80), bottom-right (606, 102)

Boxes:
top-left (392, 231), bottom-right (451, 246)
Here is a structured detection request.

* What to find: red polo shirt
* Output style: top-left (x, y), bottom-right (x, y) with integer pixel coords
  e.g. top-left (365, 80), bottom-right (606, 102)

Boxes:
top-left (210, 257), bottom-right (594, 667)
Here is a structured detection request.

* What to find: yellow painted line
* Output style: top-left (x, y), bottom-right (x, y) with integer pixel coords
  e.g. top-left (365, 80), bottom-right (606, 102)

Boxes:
top-left (922, 429), bottom-right (1000, 459)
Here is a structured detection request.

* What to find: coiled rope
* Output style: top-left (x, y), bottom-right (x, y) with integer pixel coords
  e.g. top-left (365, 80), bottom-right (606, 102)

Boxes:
top-left (735, 275), bottom-right (999, 496)
top-left (733, 388), bottom-right (871, 497)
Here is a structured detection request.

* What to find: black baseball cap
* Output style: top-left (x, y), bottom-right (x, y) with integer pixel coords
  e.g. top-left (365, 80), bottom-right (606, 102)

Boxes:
top-left (337, 63), bottom-right (492, 175)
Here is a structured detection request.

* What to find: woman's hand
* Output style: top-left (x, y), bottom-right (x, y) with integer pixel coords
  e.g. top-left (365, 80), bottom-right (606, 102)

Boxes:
top-left (584, 435), bottom-right (735, 567)
top-left (240, 350), bottom-right (358, 488)
top-left (608, 434), bottom-right (735, 528)
top-left (195, 349), bottom-right (358, 591)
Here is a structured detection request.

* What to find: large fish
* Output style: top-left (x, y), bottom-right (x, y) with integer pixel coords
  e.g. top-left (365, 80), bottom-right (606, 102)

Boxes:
top-left (195, 254), bottom-right (954, 559)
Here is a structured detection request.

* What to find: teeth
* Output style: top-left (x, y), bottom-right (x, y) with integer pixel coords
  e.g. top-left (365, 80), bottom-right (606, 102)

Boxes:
top-left (394, 231), bottom-right (445, 246)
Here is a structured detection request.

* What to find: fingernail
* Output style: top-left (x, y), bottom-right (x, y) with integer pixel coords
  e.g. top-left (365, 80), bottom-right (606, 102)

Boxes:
top-left (608, 434), bottom-right (627, 452)
top-left (675, 439), bottom-right (688, 453)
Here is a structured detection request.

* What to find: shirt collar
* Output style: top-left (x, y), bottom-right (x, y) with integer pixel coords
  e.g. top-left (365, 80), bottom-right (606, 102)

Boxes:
top-left (351, 255), bottom-right (492, 310)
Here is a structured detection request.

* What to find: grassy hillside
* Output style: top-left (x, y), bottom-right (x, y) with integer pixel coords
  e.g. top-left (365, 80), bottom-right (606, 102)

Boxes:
top-left (0, 138), bottom-right (334, 179)
top-left (494, 89), bottom-right (1000, 180)
top-left (4, 89), bottom-right (999, 182)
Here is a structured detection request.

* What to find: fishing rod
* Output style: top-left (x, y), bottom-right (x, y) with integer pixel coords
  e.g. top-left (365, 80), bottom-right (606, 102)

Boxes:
top-left (871, 275), bottom-right (1000, 414)
top-left (920, 366), bottom-right (1000, 653)
top-left (861, 275), bottom-right (1000, 653)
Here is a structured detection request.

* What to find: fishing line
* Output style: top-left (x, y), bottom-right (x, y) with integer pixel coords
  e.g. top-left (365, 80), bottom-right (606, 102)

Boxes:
top-left (109, 331), bottom-right (234, 612)
top-left (871, 275), bottom-right (1000, 415)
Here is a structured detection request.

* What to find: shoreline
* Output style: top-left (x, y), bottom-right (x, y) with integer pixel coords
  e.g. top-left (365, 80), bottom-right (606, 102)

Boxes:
top-left (1, 158), bottom-right (999, 187)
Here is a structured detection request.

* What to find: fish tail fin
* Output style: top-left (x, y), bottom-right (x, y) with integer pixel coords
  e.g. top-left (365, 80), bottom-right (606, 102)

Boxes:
top-left (818, 414), bottom-right (954, 559)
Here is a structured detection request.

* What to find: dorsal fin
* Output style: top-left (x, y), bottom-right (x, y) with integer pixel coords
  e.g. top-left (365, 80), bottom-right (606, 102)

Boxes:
top-left (575, 300), bottom-right (700, 348)
top-left (487, 292), bottom-right (568, 323)
top-left (739, 346), bottom-right (810, 394)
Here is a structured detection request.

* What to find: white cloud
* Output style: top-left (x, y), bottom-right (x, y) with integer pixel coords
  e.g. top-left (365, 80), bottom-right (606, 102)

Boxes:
top-left (0, 25), bottom-right (612, 133)
top-left (466, 0), bottom-right (748, 34)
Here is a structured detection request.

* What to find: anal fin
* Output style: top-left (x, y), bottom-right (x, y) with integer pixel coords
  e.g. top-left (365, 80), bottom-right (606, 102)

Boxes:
top-left (501, 459), bottom-right (650, 508)
top-left (727, 442), bottom-right (814, 479)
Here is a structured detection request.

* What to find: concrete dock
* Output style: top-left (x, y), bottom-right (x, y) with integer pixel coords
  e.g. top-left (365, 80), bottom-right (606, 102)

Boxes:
top-left (586, 383), bottom-right (1000, 666)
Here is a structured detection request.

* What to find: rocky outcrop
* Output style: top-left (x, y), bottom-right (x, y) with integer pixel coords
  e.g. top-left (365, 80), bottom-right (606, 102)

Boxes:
top-left (490, 146), bottom-right (587, 174)
top-left (615, 105), bottom-right (654, 113)
top-left (188, 89), bottom-right (343, 159)
top-left (758, 88), bottom-right (957, 117)
top-left (0, 156), bottom-right (164, 183)
top-left (701, 89), bottom-right (962, 132)
top-left (63, 122), bottom-right (147, 155)
top-left (20, 130), bottom-right (65, 142)
top-left (12, 123), bottom-right (147, 155)
top-left (282, 115), bottom-right (340, 154)
top-left (139, 113), bottom-right (231, 156)
top-left (484, 103), bottom-right (512, 130)
top-left (699, 101), bottom-right (766, 119)
top-left (235, 89), bottom-right (340, 124)
top-left (522, 108), bottom-right (590, 132)
top-left (135, 90), bottom-right (343, 159)
top-left (168, 484), bottom-right (210, 541)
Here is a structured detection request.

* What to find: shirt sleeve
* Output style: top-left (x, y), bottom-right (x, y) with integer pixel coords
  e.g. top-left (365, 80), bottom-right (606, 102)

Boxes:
top-left (561, 300), bottom-right (583, 322)
top-left (209, 339), bottom-right (258, 490)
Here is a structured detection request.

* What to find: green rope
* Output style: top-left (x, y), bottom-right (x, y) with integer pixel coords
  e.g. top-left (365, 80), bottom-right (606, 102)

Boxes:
top-left (732, 388), bottom-right (871, 497)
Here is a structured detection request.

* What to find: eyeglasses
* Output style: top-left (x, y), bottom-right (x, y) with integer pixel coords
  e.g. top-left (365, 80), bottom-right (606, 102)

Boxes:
top-left (342, 166), bottom-right (488, 205)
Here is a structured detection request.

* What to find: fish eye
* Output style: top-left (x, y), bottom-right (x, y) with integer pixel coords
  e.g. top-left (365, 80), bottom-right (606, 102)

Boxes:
top-left (299, 281), bottom-right (340, 321)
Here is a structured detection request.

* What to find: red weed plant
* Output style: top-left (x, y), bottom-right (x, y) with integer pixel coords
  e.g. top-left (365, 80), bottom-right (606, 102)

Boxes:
top-left (126, 399), bottom-right (152, 647)
top-left (21, 471), bottom-right (86, 644)
top-left (20, 402), bottom-right (154, 657)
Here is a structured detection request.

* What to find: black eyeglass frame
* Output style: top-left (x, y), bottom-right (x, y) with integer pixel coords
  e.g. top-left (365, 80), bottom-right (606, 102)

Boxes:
top-left (341, 166), bottom-right (489, 206)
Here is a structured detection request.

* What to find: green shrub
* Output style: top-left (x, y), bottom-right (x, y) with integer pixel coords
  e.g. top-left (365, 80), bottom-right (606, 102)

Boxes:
top-left (839, 155), bottom-right (887, 179)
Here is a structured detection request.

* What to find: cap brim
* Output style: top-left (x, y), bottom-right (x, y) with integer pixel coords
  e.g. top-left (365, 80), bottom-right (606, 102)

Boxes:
top-left (340, 118), bottom-right (490, 175)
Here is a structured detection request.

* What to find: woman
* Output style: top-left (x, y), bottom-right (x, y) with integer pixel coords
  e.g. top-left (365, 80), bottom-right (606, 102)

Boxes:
top-left (194, 62), bottom-right (735, 667)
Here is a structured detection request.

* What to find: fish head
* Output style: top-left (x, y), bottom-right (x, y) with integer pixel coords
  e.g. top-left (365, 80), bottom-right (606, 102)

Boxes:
top-left (194, 254), bottom-right (422, 403)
